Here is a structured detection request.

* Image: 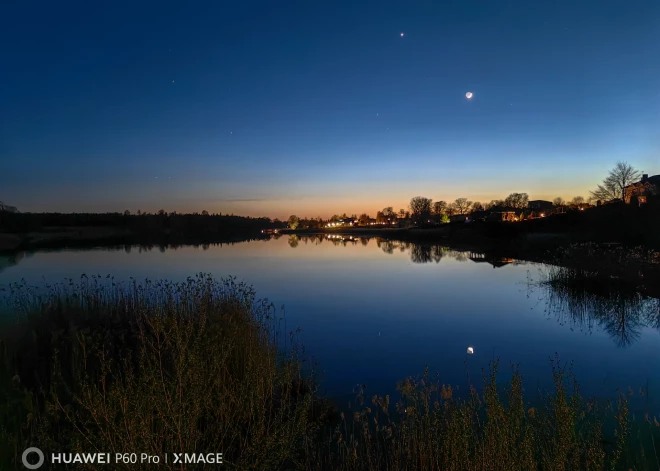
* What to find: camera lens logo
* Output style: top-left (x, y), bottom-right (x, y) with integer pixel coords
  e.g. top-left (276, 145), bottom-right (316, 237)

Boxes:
top-left (22, 448), bottom-right (45, 469)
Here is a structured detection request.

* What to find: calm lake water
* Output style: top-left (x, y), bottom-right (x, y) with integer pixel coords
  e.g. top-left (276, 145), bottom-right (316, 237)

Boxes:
top-left (1, 235), bottom-right (659, 411)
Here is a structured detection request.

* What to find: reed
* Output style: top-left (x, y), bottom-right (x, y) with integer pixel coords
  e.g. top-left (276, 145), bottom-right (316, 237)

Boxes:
top-left (1, 275), bottom-right (658, 470)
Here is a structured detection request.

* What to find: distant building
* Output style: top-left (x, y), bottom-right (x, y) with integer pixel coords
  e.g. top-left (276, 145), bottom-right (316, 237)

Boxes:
top-left (623, 174), bottom-right (660, 205)
top-left (528, 200), bottom-right (553, 211)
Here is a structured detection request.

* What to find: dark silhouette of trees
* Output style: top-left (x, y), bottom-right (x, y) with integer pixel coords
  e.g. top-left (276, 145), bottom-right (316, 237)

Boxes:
top-left (409, 197), bottom-right (432, 225)
top-left (484, 200), bottom-right (503, 210)
top-left (453, 198), bottom-right (472, 214)
top-left (432, 201), bottom-right (447, 216)
top-left (0, 211), bottom-right (284, 249)
top-left (201, 210), bottom-right (209, 216)
top-left (124, 210), bottom-right (130, 216)
top-left (382, 207), bottom-right (397, 224)
top-left (553, 197), bottom-right (565, 207)
top-left (569, 196), bottom-right (585, 209)
top-left (590, 162), bottom-right (641, 202)
top-left (471, 202), bottom-right (484, 212)
top-left (504, 193), bottom-right (529, 209)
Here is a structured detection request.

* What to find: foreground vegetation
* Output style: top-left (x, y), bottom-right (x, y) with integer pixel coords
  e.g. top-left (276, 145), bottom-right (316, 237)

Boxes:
top-left (1, 276), bottom-right (659, 470)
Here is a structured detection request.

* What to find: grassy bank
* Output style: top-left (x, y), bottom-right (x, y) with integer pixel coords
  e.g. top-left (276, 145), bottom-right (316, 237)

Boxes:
top-left (1, 276), bottom-right (658, 470)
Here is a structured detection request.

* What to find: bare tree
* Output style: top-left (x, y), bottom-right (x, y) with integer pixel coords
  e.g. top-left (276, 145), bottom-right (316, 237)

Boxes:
top-left (590, 162), bottom-right (641, 202)
top-left (382, 207), bottom-right (397, 223)
top-left (485, 199), bottom-right (504, 210)
top-left (552, 197), bottom-right (565, 207)
top-left (453, 198), bottom-right (472, 214)
top-left (398, 208), bottom-right (406, 219)
top-left (504, 193), bottom-right (529, 209)
top-left (432, 201), bottom-right (447, 215)
top-left (409, 196), bottom-right (433, 224)
top-left (471, 201), bottom-right (484, 212)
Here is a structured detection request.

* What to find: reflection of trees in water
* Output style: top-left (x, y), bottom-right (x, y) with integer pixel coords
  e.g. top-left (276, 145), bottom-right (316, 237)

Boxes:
top-left (411, 244), bottom-right (432, 264)
top-left (539, 274), bottom-right (660, 347)
top-left (448, 250), bottom-right (469, 262)
top-left (288, 235), bottom-right (299, 248)
top-left (283, 237), bottom-right (490, 266)
top-left (299, 234), bottom-right (325, 245)
top-left (380, 240), bottom-right (395, 254)
top-left (432, 246), bottom-right (447, 263)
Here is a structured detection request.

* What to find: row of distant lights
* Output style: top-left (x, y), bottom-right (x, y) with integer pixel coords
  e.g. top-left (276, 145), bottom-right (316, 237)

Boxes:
top-left (326, 235), bottom-right (356, 240)
top-left (326, 222), bottom-right (354, 227)
top-left (326, 221), bottom-right (393, 227)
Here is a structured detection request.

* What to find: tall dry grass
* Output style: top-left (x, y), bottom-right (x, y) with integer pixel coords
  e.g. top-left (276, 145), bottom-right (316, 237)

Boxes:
top-left (1, 275), bottom-right (320, 469)
top-left (0, 274), bottom-right (658, 470)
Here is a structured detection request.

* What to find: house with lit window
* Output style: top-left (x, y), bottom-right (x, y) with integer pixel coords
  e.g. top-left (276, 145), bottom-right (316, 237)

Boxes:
top-left (623, 174), bottom-right (660, 206)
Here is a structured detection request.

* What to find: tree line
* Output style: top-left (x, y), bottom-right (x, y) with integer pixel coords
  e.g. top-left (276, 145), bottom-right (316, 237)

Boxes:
top-left (286, 162), bottom-right (651, 228)
top-left (0, 211), bottom-right (285, 237)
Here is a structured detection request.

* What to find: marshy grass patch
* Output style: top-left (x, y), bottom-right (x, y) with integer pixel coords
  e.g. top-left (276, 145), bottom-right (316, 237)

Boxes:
top-left (0, 273), bottom-right (658, 470)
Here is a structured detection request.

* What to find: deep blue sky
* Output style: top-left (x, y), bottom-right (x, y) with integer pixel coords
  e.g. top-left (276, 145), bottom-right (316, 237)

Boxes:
top-left (1, 0), bottom-right (659, 217)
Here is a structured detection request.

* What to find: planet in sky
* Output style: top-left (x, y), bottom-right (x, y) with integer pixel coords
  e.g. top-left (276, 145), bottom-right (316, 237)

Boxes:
top-left (400, 32), bottom-right (404, 37)
top-left (465, 92), bottom-right (473, 100)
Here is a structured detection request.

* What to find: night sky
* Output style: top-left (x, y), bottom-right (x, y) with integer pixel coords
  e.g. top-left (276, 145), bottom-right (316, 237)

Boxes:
top-left (2, 0), bottom-right (659, 218)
